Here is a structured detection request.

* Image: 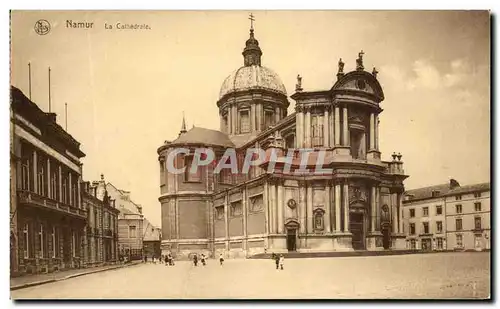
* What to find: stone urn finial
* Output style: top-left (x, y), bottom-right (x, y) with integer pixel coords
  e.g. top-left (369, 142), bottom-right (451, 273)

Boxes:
top-left (392, 152), bottom-right (397, 161)
top-left (397, 153), bottom-right (402, 161)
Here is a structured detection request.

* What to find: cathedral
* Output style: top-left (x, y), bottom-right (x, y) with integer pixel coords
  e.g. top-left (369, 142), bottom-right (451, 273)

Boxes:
top-left (157, 19), bottom-right (408, 259)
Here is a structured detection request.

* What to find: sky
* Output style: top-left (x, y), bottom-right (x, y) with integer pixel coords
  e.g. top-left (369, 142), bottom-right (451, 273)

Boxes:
top-left (10, 11), bottom-right (490, 227)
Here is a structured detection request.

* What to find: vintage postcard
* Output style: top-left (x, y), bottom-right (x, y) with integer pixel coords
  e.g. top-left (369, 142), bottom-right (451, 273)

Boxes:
top-left (9, 10), bottom-right (490, 299)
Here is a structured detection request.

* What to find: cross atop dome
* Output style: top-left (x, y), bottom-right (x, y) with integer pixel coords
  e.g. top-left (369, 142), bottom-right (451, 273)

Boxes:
top-left (249, 13), bottom-right (255, 30)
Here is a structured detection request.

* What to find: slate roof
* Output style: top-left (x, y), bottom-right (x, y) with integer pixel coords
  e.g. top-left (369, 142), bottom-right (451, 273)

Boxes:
top-left (443, 182), bottom-right (490, 196)
top-left (404, 183), bottom-right (452, 202)
top-left (171, 127), bottom-right (234, 148)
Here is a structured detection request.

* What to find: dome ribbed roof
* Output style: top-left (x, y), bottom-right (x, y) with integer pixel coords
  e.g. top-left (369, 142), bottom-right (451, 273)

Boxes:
top-left (219, 65), bottom-right (287, 99)
top-left (171, 127), bottom-right (234, 148)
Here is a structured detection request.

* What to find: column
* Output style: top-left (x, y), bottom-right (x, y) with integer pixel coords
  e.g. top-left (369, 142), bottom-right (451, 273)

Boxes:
top-left (376, 187), bottom-right (381, 231)
top-left (305, 109), bottom-right (311, 148)
top-left (232, 106), bottom-right (237, 134)
top-left (250, 104), bottom-right (255, 132)
top-left (324, 184), bottom-right (331, 233)
top-left (295, 111), bottom-right (302, 148)
top-left (33, 150), bottom-right (38, 193)
top-left (398, 193), bottom-right (404, 234)
top-left (263, 181), bottom-right (269, 236)
top-left (299, 184), bottom-right (306, 234)
top-left (375, 114), bottom-right (379, 150)
top-left (275, 106), bottom-right (280, 124)
top-left (343, 106), bottom-right (349, 146)
top-left (269, 182), bottom-right (276, 234)
top-left (323, 109), bottom-right (329, 147)
top-left (392, 193), bottom-right (398, 234)
top-left (329, 106), bottom-right (334, 148)
top-left (369, 113), bottom-right (375, 150)
top-left (370, 186), bottom-right (376, 232)
top-left (224, 195), bottom-right (229, 250)
top-left (256, 103), bottom-right (261, 131)
top-left (175, 198), bottom-right (180, 240)
top-left (343, 182), bottom-right (349, 232)
top-left (277, 182), bottom-right (284, 234)
top-left (334, 106), bottom-right (340, 146)
top-left (77, 175), bottom-right (82, 208)
top-left (307, 185), bottom-right (313, 233)
top-left (242, 188), bottom-right (248, 251)
top-left (228, 108), bottom-right (232, 135)
top-left (58, 165), bottom-right (62, 202)
top-left (68, 173), bottom-right (73, 206)
top-left (335, 184), bottom-right (341, 232)
top-left (46, 158), bottom-right (51, 198)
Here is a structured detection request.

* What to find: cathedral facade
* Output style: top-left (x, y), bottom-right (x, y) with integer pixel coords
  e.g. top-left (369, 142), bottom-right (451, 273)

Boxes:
top-left (157, 23), bottom-right (408, 259)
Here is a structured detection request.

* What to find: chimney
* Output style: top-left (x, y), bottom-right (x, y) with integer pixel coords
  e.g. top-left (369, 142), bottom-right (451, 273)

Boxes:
top-left (46, 112), bottom-right (57, 122)
top-left (450, 178), bottom-right (460, 190)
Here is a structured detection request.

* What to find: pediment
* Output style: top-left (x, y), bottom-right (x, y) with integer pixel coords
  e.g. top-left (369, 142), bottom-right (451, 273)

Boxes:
top-left (332, 71), bottom-right (384, 101)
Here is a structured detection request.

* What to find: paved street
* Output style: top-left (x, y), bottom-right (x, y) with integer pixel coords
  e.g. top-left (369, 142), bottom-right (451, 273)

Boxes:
top-left (11, 252), bottom-right (490, 299)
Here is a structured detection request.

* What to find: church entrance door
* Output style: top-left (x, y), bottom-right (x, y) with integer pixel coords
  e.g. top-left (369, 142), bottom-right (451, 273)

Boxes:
top-left (381, 224), bottom-right (391, 249)
top-left (286, 228), bottom-right (297, 252)
top-left (350, 212), bottom-right (365, 250)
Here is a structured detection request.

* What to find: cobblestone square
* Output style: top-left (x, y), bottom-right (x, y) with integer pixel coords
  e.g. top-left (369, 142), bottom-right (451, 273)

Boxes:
top-left (11, 252), bottom-right (490, 299)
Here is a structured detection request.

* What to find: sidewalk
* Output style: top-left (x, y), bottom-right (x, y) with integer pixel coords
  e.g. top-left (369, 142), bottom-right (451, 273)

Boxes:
top-left (11, 261), bottom-right (143, 291)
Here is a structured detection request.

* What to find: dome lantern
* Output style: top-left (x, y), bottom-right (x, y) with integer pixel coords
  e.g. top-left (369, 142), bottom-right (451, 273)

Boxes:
top-left (242, 13), bottom-right (262, 67)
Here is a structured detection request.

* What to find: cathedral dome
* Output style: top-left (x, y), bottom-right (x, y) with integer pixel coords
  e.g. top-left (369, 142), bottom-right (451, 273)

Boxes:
top-left (219, 65), bottom-right (287, 99)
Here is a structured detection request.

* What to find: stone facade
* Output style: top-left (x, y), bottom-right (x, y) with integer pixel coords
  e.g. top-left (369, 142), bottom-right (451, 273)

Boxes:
top-left (158, 26), bottom-right (408, 259)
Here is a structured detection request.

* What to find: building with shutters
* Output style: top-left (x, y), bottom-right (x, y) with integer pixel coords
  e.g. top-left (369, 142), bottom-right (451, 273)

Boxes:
top-left (157, 21), bottom-right (409, 259)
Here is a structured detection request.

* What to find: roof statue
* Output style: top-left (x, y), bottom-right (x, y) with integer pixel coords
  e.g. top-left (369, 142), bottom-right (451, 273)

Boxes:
top-left (337, 58), bottom-right (345, 80)
top-left (295, 74), bottom-right (303, 92)
top-left (356, 50), bottom-right (365, 71)
top-left (372, 67), bottom-right (379, 79)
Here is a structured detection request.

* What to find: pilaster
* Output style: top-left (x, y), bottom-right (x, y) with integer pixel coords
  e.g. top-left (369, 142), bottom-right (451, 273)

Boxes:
top-left (306, 185), bottom-right (313, 234)
top-left (277, 181), bottom-right (284, 234)
top-left (324, 183), bottom-right (331, 233)
top-left (343, 181), bottom-right (349, 232)
top-left (334, 183), bottom-right (341, 232)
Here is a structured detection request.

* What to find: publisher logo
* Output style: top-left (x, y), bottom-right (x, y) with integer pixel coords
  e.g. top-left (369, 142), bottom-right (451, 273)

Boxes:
top-left (34, 20), bottom-right (50, 35)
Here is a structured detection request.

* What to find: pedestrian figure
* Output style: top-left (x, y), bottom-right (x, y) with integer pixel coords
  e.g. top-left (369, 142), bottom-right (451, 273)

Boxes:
top-left (201, 253), bottom-right (206, 266)
top-left (274, 253), bottom-right (280, 270)
top-left (219, 253), bottom-right (224, 266)
top-left (279, 254), bottom-right (284, 270)
top-left (193, 254), bottom-right (198, 266)
top-left (144, 255), bottom-right (148, 263)
top-left (169, 254), bottom-right (175, 266)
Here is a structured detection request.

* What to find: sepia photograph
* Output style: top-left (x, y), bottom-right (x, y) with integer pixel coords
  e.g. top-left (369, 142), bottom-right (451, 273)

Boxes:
top-left (9, 10), bottom-right (490, 299)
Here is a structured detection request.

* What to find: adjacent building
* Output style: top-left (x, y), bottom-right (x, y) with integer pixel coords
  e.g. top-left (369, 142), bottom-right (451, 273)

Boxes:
top-left (143, 218), bottom-right (161, 258)
top-left (158, 23), bottom-right (409, 259)
top-left (10, 86), bottom-right (87, 275)
top-left (403, 179), bottom-right (490, 251)
top-left (82, 175), bottom-right (120, 266)
top-left (98, 182), bottom-right (145, 260)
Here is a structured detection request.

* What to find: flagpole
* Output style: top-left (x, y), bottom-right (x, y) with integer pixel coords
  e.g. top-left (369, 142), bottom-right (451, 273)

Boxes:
top-left (48, 67), bottom-right (51, 112)
top-left (65, 102), bottom-right (68, 131)
top-left (28, 63), bottom-right (32, 100)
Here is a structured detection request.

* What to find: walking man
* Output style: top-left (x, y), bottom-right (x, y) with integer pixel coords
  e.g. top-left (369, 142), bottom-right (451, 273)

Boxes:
top-left (279, 254), bottom-right (284, 270)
